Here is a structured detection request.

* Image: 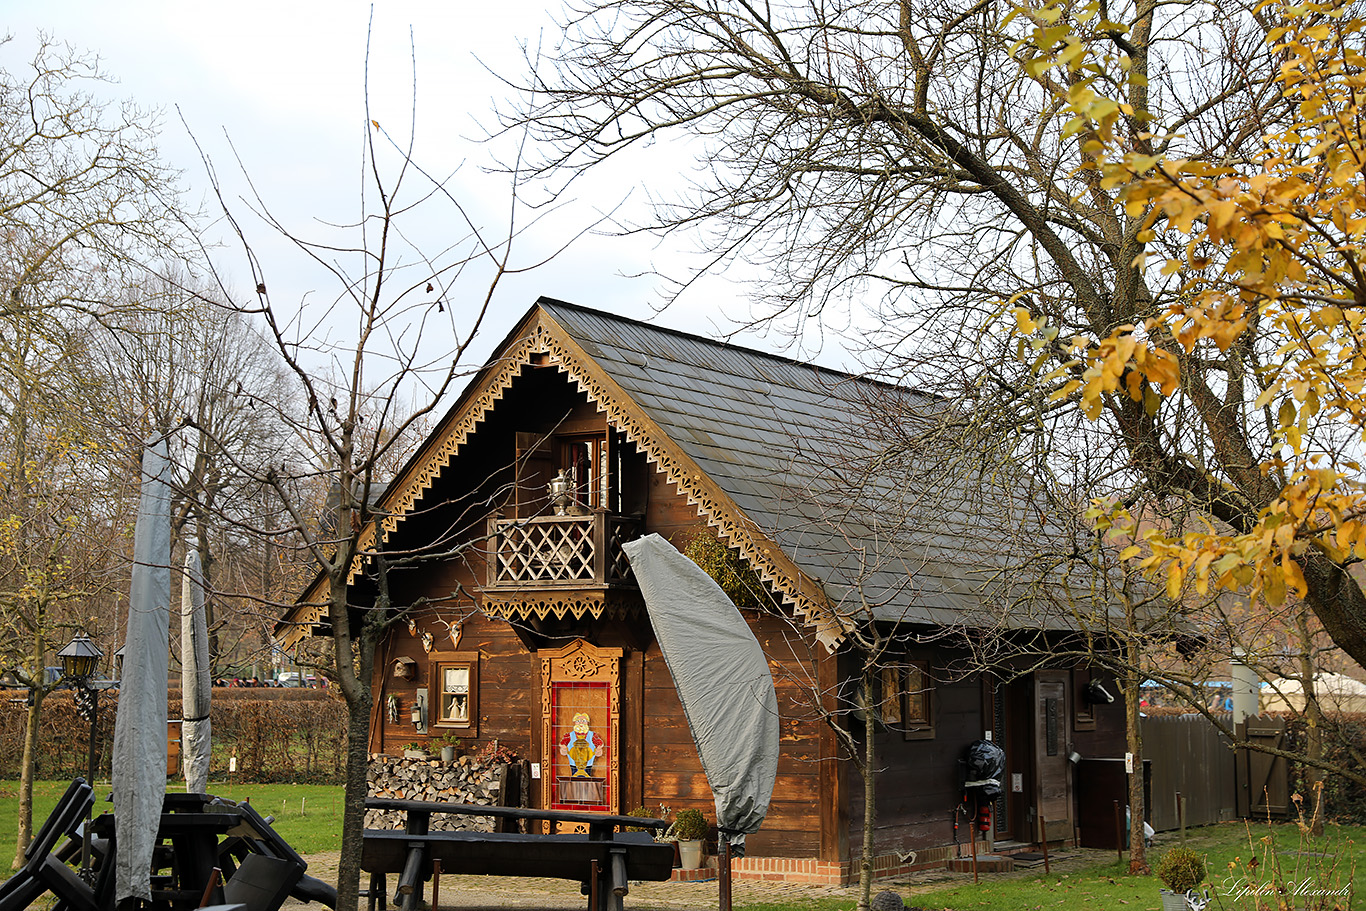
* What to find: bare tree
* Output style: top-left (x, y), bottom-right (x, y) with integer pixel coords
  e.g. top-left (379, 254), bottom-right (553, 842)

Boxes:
top-left (184, 32), bottom-right (572, 905)
top-left (0, 35), bottom-right (190, 860)
top-left (508, 0), bottom-right (1366, 672)
top-left (93, 272), bottom-right (299, 677)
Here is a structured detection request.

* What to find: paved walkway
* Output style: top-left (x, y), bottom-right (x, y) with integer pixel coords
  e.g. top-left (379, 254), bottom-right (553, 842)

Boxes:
top-left (284, 846), bottom-right (1116, 910)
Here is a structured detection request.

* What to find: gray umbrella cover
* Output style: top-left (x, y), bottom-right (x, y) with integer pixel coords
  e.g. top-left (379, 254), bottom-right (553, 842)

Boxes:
top-left (112, 439), bottom-right (172, 903)
top-left (622, 534), bottom-right (779, 849)
top-left (181, 546), bottom-right (211, 794)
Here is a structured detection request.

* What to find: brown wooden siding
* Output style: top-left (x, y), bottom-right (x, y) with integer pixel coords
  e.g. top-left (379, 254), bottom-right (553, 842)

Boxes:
top-left (846, 666), bottom-right (985, 854)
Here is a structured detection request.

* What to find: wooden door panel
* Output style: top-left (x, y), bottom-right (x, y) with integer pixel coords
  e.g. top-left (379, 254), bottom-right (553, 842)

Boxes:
top-left (1035, 673), bottom-right (1072, 840)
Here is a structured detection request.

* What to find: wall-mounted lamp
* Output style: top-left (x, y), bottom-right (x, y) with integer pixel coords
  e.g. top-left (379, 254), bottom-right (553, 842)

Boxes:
top-left (410, 688), bottom-right (428, 734)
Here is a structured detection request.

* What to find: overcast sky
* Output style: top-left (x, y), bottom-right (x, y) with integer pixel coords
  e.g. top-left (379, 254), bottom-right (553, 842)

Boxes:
top-left (5, 1), bottom-right (858, 373)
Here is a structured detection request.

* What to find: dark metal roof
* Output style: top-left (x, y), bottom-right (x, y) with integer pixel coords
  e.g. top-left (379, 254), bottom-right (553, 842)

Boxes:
top-left (539, 299), bottom-right (1096, 631)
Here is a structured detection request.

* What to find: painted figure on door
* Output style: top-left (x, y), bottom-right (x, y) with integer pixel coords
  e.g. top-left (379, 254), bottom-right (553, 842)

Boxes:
top-left (559, 712), bottom-right (603, 778)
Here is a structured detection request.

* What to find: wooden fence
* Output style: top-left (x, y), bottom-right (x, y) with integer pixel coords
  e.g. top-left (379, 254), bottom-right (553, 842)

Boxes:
top-left (1140, 713), bottom-right (1238, 830)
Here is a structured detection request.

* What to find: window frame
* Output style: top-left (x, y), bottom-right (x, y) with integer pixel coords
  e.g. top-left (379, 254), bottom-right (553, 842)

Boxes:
top-left (901, 659), bottom-right (935, 741)
top-left (432, 651), bottom-right (480, 735)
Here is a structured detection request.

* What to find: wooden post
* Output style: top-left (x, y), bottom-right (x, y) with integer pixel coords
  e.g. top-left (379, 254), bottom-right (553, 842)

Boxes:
top-left (588, 859), bottom-right (600, 911)
top-left (719, 836), bottom-right (732, 911)
top-left (198, 867), bottom-right (222, 907)
top-left (1038, 815), bottom-right (1050, 875)
top-left (431, 858), bottom-right (441, 911)
top-left (1113, 800), bottom-right (1123, 863)
top-left (969, 815), bottom-right (979, 883)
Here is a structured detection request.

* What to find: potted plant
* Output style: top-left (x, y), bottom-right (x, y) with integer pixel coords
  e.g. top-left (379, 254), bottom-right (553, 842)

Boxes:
top-left (625, 806), bottom-right (654, 833)
top-left (438, 734), bottom-right (464, 762)
top-left (672, 808), bottom-right (708, 870)
top-left (1154, 847), bottom-right (1206, 911)
top-left (402, 741), bottom-right (429, 760)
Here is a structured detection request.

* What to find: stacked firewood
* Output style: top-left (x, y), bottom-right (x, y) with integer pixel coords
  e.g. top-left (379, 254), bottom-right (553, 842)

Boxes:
top-left (364, 754), bottom-right (509, 831)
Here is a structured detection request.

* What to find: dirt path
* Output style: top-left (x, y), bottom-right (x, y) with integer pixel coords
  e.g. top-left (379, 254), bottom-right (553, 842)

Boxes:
top-left (285, 847), bottom-right (1116, 911)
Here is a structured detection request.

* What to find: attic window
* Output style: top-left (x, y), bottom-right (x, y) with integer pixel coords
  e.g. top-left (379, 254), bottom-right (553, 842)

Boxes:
top-left (530, 352), bottom-right (551, 367)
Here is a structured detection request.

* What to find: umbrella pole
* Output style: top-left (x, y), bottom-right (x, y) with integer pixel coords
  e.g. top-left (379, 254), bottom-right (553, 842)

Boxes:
top-left (719, 835), bottom-right (732, 911)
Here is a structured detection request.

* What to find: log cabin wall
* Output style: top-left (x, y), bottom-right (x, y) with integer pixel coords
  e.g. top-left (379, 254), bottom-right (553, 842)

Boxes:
top-left (844, 656), bottom-right (986, 863)
top-left (637, 610), bottom-right (827, 858)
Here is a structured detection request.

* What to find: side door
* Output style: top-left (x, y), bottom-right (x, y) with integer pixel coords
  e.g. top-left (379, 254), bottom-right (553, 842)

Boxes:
top-left (1034, 670), bottom-right (1073, 842)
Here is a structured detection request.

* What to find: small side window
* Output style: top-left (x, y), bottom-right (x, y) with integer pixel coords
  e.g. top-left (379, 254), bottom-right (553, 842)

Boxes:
top-left (903, 661), bottom-right (934, 741)
top-left (434, 653), bottom-right (479, 734)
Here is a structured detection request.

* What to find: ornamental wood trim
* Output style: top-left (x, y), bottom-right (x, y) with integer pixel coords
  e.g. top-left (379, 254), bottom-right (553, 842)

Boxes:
top-left (532, 316), bottom-right (844, 650)
top-left (481, 590), bottom-right (643, 623)
top-left (280, 307), bottom-right (845, 650)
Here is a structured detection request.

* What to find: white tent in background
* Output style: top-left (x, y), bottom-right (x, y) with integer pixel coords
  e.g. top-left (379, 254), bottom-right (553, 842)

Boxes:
top-left (112, 439), bottom-right (172, 903)
top-left (181, 546), bottom-right (212, 794)
top-left (1261, 672), bottom-right (1366, 713)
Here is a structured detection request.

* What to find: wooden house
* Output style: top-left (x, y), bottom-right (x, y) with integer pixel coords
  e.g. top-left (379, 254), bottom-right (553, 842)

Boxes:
top-left (278, 298), bottom-right (1126, 884)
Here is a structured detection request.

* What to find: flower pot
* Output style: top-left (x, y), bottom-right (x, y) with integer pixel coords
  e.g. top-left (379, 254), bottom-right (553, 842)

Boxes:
top-left (1161, 889), bottom-right (1192, 911)
top-left (440, 745), bottom-right (456, 762)
top-left (678, 838), bottom-right (704, 870)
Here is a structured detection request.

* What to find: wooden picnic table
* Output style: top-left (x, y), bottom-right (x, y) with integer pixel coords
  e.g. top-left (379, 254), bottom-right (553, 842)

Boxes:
top-left (361, 798), bottom-right (674, 911)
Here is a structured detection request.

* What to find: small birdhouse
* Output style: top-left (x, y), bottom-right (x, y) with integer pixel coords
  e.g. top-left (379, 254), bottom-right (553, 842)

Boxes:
top-left (392, 657), bottom-right (418, 680)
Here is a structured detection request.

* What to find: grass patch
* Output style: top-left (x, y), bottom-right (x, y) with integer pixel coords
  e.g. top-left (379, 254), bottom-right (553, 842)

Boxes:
top-left (733, 821), bottom-right (1363, 911)
top-left (0, 779), bottom-right (346, 865)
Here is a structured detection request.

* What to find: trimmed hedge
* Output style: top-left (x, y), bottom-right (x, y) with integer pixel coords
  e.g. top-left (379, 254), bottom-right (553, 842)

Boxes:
top-left (1280, 711), bottom-right (1366, 824)
top-left (0, 687), bottom-right (348, 784)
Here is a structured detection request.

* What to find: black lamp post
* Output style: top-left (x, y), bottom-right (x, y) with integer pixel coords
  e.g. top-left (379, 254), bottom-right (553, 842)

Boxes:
top-left (57, 632), bottom-right (104, 784)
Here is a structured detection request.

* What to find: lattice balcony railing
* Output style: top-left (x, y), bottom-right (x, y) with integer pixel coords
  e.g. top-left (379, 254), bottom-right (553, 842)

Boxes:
top-left (486, 513), bottom-right (641, 588)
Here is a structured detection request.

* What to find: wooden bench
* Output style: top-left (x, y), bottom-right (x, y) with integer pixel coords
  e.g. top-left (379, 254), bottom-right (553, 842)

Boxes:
top-left (362, 798), bottom-right (673, 911)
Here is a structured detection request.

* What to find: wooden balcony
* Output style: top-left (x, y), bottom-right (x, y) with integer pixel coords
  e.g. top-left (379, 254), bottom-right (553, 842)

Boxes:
top-left (485, 512), bottom-right (641, 591)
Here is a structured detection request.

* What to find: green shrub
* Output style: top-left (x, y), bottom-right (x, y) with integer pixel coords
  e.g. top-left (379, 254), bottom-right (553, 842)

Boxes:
top-left (673, 808), bottom-right (708, 841)
top-left (1154, 847), bottom-right (1205, 892)
top-left (625, 806), bottom-right (654, 832)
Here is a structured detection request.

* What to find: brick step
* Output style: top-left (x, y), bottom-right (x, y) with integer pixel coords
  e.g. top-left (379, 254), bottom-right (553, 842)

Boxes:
top-left (945, 854), bottom-right (1016, 874)
top-left (671, 866), bottom-right (716, 882)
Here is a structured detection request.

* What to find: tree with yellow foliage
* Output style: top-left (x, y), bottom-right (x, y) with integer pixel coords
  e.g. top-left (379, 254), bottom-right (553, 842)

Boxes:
top-left (516, 0), bottom-right (1366, 670)
top-left (1013, 0), bottom-right (1366, 668)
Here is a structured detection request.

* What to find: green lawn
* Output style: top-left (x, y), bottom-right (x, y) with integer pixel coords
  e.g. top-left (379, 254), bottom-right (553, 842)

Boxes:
top-left (0, 779), bottom-right (346, 864)
top-left (734, 821), bottom-right (1362, 911)
top-left (0, 782), bottom-right (1357, 911)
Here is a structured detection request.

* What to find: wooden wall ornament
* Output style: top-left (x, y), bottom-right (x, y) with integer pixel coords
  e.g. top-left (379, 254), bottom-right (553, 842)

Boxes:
top-left (481, 590), bottom-right (643, 623)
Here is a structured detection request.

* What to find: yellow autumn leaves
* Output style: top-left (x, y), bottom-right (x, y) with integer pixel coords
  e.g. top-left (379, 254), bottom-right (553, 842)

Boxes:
top-left (1010, 0), bottom-right (1366, 607)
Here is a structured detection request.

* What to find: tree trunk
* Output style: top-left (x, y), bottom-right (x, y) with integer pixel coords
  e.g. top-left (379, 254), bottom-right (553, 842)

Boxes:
top-left (336, 692), bottom-right (372, 911)
top-left (1124, 648), bottom-right (1147, 874)
top-left (858, 663), bottom-right (876, 911)
top-left (1296, 610), bottom-right (1325, 836)
top-left (12, 692), bottom-right (42, 870)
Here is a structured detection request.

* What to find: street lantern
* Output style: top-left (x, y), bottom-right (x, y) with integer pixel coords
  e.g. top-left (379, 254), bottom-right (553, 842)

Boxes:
top-left (57, 632), bottom-right (103, 682)
top-left (57, 630), bottom-right (104, 883)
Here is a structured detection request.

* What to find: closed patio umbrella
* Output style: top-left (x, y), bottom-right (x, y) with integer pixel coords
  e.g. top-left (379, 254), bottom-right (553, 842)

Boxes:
top-left (112, 439), bottom-right (172, 903)
top-left (622, 534), bottom-right (779, 851)
top-left (181, 545), bottom-right (211, 794)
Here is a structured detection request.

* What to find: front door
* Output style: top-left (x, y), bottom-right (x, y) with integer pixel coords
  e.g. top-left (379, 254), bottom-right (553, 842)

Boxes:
top-left (990, 672), bottom-right (1074, 845)
top-left (538, 639), bottom-right (622, 821)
